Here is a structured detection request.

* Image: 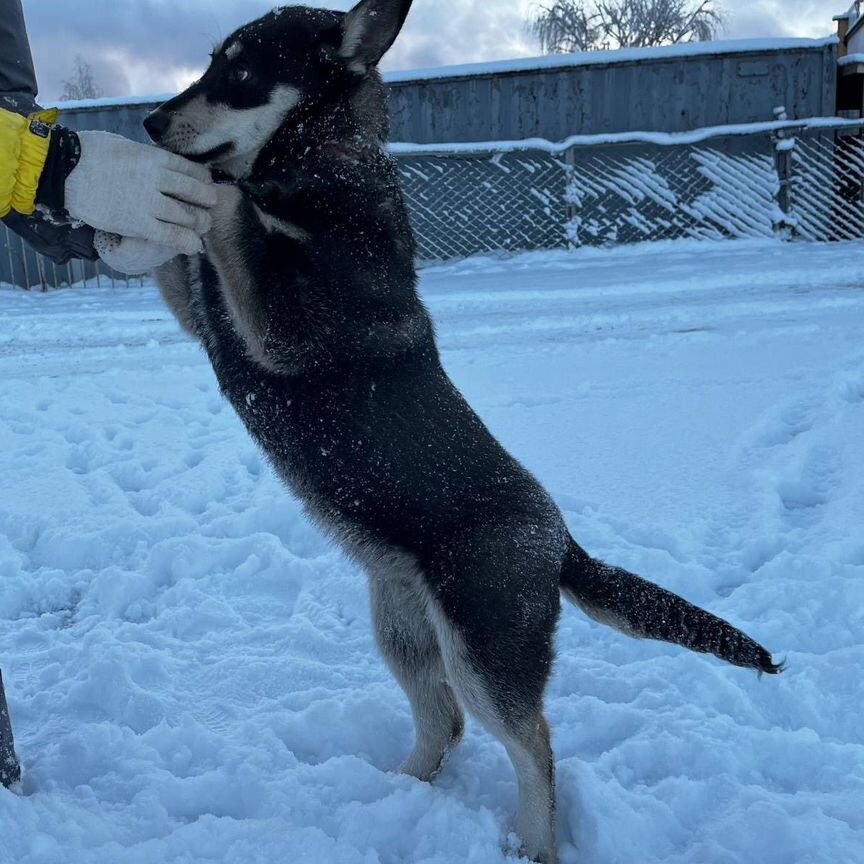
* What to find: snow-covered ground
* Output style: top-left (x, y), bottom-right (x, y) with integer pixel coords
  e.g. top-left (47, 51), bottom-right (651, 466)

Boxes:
top-left (1, 238), bottom-right (863, 864)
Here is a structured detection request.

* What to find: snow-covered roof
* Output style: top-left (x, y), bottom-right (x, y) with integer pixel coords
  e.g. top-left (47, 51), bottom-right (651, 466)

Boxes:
top-left (841, 4), bottom-right (864, 40)
top-left (836, 2), bottom-right (864, 20)
top-left (384, 37), bottom-right (839, 84)
top-left (50, 36), bottom-right (839, 111)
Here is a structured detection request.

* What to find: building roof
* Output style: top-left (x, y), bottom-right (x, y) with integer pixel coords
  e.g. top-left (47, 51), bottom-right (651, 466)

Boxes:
top-left (383, 37), bottom-right (838, 85)
top-left (835, 3), bottom-right (859, 21)
top-left (49, 36), bottom-right (840, 111)
top-left (848, 13), bottom-right (864, 40)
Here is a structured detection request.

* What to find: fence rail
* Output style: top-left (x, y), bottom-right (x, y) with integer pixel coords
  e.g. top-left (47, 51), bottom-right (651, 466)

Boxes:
top-left (3, 116), bottom-right (864, 288)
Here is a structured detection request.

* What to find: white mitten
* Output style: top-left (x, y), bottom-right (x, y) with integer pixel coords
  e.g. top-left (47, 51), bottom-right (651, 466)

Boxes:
top-left (66, 132), bottom-right (217, 255)
top-left (93, 230), bottom-right (181, 275)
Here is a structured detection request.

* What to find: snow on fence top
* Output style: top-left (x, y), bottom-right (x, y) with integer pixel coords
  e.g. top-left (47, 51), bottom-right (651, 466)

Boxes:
top-left (387, 116), bottom-right (864, 155)
top-left (49, 36), bottom-right (839, 111)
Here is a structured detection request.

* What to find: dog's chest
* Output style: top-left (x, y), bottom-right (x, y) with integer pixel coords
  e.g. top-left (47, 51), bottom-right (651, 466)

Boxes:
top-left (218, 367), bottom-right (376, 513)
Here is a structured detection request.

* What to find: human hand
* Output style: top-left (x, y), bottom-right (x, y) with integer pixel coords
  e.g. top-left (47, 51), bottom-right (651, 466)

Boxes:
top-left (93, 229), bottom-right (183, 275)
top-left (66, 132), bottom-right (217, 255)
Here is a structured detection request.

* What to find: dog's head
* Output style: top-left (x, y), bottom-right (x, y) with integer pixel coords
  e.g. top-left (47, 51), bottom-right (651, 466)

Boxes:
top-left (144, 0), bottom-right (412, 175)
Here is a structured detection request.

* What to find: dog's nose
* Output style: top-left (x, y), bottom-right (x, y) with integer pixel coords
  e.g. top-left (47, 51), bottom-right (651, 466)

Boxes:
top-left (143, 109), bottom-right (171, 142)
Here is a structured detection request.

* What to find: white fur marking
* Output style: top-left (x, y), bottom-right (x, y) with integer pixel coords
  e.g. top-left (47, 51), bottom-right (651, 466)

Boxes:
top-left (252, 204), bottom-right (310, 240)
top-left (164, 85), bottom-right (302, 172)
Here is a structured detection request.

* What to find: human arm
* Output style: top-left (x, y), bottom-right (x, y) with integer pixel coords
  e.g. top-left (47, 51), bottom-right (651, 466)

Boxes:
top-left (1, 1), bottom-right (214, 267)
top-left (1, 109), bottom-right (216, 257)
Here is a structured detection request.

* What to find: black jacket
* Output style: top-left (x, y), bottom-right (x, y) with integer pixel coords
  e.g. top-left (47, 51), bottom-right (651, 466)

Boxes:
top-left (1, 0), bottom-right (97, 264)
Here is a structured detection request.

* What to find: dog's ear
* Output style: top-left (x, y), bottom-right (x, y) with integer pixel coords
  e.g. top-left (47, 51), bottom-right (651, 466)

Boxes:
top-left (340, 0), bottom-right (413, 73)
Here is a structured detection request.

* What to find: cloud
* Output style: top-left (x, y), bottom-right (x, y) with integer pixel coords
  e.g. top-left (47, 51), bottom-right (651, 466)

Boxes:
top-left (24, 0), bottom-right (276, 99)
top-left (21, 0), bottom-right (833, 101)
top-left (722, 0), bottom-right (835, 39)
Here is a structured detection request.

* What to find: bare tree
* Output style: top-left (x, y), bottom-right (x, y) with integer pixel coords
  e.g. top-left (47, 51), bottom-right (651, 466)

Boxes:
top-left (60, 55), bottom-right (104, 101)
top-left (531, 0), bottom-right (723, 54)
top-left (532, 1), bottom-right (600, 53)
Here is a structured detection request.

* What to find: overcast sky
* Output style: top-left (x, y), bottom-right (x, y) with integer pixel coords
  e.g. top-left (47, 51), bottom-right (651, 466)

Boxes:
top-left (20, 0), bottom-right (835, 101)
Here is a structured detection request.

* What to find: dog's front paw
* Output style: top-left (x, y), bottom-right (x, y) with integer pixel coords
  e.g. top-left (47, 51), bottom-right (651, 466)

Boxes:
top-left (399, 751), bottom-right (443, 783)
top-left (504, 832), bottom-right (558, 864)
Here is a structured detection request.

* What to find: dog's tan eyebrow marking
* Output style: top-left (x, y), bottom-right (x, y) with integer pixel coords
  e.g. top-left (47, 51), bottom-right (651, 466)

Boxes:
top-left (226, 41), bottom-right (243, 60)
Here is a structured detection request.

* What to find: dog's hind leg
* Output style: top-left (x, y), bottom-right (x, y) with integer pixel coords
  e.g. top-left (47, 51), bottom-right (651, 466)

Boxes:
top-left (368, 563), bottom-right (464, 781)
top-left (436, 620), bottom-right (558, 863)
top-left (427, 537), bottom-right (562, 864)
top-left (504, 714), bottom-right (556, 864)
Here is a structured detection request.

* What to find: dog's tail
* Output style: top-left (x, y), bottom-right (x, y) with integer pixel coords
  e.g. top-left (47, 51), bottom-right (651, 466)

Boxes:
top-left (561, 541), bottom-right (783, 675)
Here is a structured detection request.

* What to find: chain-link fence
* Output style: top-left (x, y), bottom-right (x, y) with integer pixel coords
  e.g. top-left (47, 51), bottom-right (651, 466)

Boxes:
top-left (4, 117), bottom-right (864, 288)
top-left (791, 131), bottom-right (864, 241)
top-left (393, 117), bottom-right (864, 258)
top-left (565, 140), bottom-right (780, 245)
top-left (398, 150), bottom-right (570, 260)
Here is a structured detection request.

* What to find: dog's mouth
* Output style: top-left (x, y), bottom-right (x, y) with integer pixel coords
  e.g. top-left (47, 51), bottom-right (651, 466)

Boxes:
top-left (183, 141), bottom-right (236, 164)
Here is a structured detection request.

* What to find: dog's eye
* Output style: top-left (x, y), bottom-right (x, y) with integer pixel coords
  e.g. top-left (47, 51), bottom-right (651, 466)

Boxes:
top-left (228, 65), bottom-right (251, 84)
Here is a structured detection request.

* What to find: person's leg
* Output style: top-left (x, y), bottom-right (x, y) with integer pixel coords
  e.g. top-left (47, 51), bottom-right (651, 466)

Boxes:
top-left (0, 669), bottom-right (21, 788)
top-left (1, 6), bottom-right (44, 703)
top-left (0, 0), bottom-right (40, 113)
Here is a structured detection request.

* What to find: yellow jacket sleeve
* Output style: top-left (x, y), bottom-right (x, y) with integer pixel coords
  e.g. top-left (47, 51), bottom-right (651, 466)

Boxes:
top-left (0, 106), bottom-right (58, 218)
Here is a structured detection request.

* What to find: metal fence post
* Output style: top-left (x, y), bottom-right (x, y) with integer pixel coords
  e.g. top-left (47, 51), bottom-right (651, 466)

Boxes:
top-left (771, 106), bottom-right (796, 240)
top-left (562, 146), bottom-right (578, 248)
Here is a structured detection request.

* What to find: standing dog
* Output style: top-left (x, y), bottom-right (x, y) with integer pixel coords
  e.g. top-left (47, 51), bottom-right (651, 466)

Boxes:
top-left (145, 3), bottom-right (781, 860)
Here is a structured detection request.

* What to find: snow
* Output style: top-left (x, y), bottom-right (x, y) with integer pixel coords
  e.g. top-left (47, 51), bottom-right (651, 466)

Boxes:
top-left (1, 238), bottom-right (863, 863)
top-left (46, 93), bottom-right (174, 112)
top-left (838, 52), bottom-right (864, 66)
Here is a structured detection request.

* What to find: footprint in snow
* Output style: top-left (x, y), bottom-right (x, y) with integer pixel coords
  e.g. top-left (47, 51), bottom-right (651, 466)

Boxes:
top-left (755, 399), bottom-right (817, 448)
top-left (184, 450), bottom-right (205, 469)
top-left (108, 461), bottom-right (161, 494)
top-left (774, 445), bottom-right (839, 529)
top-left (838, 371), bottom-right (864, 404)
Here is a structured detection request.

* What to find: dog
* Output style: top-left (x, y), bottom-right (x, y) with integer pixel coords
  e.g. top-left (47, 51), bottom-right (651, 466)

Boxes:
top-left (143, 3), bottom-right (782, 861)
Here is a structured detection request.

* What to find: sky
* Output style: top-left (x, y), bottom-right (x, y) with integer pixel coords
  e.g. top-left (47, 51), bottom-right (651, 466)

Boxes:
top-left (20, 0), bottom-right (836, 101)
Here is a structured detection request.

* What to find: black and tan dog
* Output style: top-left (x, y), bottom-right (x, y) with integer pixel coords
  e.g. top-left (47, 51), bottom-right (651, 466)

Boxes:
top-left (144, 3), bottom-right (781, 860)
